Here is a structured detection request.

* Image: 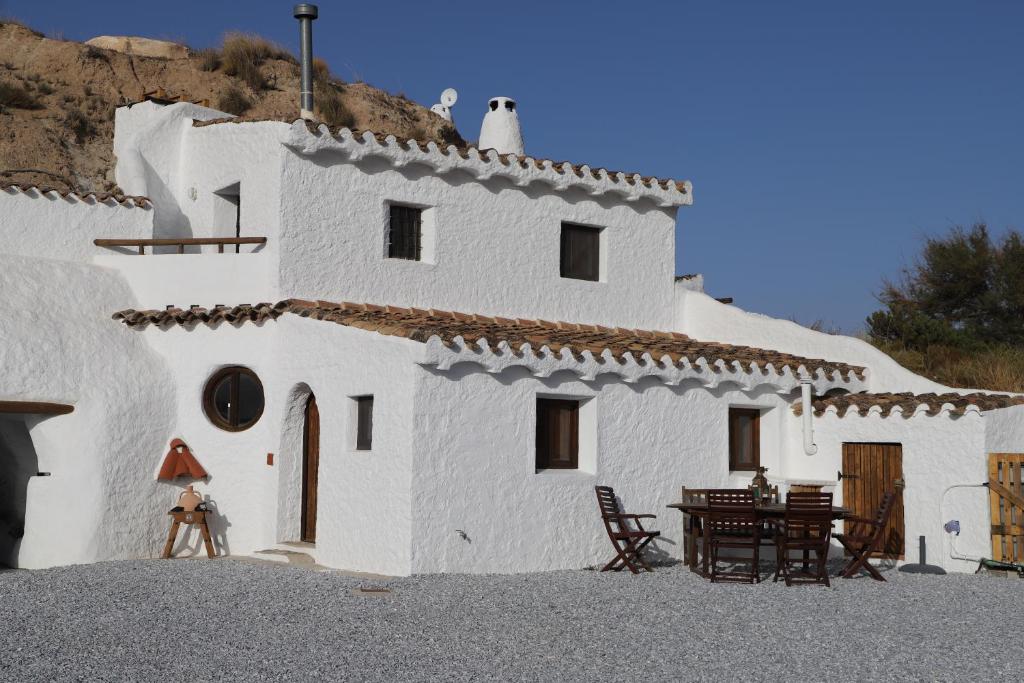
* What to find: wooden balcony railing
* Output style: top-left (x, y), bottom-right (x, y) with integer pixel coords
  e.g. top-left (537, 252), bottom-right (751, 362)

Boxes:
top-left (94, 237), bottom-right (267, 255)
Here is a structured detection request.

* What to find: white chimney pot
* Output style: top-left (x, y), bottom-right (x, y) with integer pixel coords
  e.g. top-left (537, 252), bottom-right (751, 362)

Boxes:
top-left (479, 96), bottom-right (524, 156)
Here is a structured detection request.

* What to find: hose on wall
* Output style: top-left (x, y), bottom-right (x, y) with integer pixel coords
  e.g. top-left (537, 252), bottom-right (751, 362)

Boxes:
top-left (939, 483), bottom-right (988, 563)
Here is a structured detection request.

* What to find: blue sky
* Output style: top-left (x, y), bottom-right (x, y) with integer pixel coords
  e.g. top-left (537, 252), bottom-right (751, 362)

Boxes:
top-left (4, 1), bottom-right (1022, 332)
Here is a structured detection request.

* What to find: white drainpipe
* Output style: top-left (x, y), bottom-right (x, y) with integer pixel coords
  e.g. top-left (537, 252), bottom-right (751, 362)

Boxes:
top-left (801, 378), bottom-right (818, 455)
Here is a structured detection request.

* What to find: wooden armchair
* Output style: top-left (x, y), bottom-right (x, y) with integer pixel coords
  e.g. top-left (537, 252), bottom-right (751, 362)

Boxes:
top-left (595, 486), bottom-right (661, 574)
top-left (772, 491), bottom-right (834, 586)
top-left (835, 492), bottom-right (896, 581)
top-left (706, 489), bottom-right (761, 583)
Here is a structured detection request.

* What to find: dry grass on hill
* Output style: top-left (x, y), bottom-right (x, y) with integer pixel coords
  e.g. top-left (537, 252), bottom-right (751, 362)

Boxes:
top-left (873, 342), bottom-right (1024, 393)
top-left (0, 21), bottom-right (464, 195)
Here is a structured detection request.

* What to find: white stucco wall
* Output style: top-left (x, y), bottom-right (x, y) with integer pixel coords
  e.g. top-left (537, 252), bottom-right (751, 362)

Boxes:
top-left (409, 363), bottom-right (793, 574)
top-left (675, 287), bottom-right (952, 393)
top-left (0, 189), bottom-right (152, 262)
top-left (0, 255), bottom-right (176, 569)
top-left (175, 121), bottom-right (287, 251)
top-left (803, 410), bottom-right (989, 572)
top-left (984, 404), bottom-right (1024, 454)
top-left (277, 149), bottom-right (679, 329)
top-left (93, 254), bottom-right (275, 309)
top-left (131, 316), bottom-right (417, 576)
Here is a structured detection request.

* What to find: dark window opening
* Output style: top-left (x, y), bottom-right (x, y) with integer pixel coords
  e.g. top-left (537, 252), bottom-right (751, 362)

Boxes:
top-left (505, 100), bottom-right (515, 111)
top-left (355, 396), bottom-right (374, 451)
top-left (560, 223), bottom-right (601, 281)
top-left (203, 366), bottom-right (265, 432)
top-left (388, 205), bottom-right (422, 261)
top-left (536, 398), bottom-right (579, 470)
top-left (489, 100), bottom-right (498, 111)
top-left (728, 408), bottom-right (760, 471)
top-left (214, 184), bottom-right (241, 253)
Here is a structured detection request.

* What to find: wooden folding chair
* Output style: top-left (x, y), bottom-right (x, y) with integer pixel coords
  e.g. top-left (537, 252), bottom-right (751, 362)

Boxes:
top-left (595, 486), bottom-right (660, 574)
top-left (835, 492), bottom-right (896, 581)
top-left (707, 489), bottom-right (761, 583)
top-left (772, 491), bottom-right (834, 586)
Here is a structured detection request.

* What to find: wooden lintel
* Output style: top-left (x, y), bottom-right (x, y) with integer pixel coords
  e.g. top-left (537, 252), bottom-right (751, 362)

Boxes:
top-left (0, 401), bottom-right (75, 415)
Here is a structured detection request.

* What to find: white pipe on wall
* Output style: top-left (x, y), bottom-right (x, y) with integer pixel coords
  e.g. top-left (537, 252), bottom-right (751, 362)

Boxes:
top-left (801, 379), bottom-right (818, 455)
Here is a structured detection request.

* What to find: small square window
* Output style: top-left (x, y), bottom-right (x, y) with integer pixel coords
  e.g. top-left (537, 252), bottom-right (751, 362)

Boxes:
top-left (536, 398), bottom-right (579, 469)
top-left (728, 408), bottom-right (760, 471)
top-left (355, 396), bottom-right (373, 450)
top-left (388, 205), bottom-right (422, 261)
top-left (560, 223), bottom-right (601, 281)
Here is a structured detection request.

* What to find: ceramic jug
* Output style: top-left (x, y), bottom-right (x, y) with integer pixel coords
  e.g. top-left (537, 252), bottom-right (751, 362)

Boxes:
top-left (179, 485), bottom-right (202, 512)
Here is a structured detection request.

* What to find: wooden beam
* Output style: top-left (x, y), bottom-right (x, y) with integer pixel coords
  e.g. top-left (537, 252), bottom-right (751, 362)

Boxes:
top-left (989, 480), bottom-right (1024, 511)
top-left (0, 401), bottom-right (74, 415)
top-left (94, 237), bottom-right (267, 248)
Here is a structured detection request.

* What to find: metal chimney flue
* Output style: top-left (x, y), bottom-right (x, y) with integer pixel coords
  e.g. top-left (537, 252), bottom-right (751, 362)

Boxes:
top-left (293, 4), bottom-right (318, 120)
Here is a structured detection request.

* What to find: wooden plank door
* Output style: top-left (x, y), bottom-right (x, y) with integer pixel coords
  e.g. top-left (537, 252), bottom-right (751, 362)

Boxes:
top-left (841, 443), bottom-right (905, 558)
top-left (988, 453), bottom-right (1024, 562)
top-left (301, 394), bottom-right (320, 543)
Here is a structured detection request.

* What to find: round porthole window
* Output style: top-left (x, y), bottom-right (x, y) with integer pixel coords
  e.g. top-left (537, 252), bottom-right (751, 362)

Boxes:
top-left (203, 366), bottom-right (264, 432)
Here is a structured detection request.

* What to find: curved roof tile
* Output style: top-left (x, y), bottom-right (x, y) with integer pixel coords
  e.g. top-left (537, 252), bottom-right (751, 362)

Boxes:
top-left (113, 299), bottom-right (865, 381)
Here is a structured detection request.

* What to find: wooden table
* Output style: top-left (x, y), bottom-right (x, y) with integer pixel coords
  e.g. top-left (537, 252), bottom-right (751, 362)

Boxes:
top-left (667, 501), bottom-right (851, 577)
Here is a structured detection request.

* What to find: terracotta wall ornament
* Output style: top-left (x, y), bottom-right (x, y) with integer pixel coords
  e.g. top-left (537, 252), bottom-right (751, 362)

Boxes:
top-left (157, 438), bottom-right (208, 480)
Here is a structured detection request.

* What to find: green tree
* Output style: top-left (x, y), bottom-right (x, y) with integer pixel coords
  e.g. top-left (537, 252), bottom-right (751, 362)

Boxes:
top-left (867, 223), bottom-right (1024, 349)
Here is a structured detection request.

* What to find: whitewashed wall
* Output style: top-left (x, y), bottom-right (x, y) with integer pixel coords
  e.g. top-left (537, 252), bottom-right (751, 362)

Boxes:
top-left (675, 287), bottom-right (953, 393)
top-left (132, 316), bottom-right (417, 576)
top-left (93, 254), bottom-right (275, 309)
top-left (984, 404), bottom-right (1024, 453)
top-left (277, 150), bottom-right (679, 330)
top-left (0, 255), bottom-right (176, 569)
top-left (409, 365), bottom-right (792, 574)
top-left (0, 189), bottom-right (152, 262)
top-left (803, 410), bottom-right (988, 572)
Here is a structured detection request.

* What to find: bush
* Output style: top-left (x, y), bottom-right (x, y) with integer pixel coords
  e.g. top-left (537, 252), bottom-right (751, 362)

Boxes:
top-left (36, 81), bottom-right (53, 95)
top-left (220, 32), bottom-right (296, 91)
top-left (0, 81), bottom-right (41, 109)
top-left (64, 108), bottom-right (95, 143)
top-left (196, 48), bottom-right (221, 72)
top-left (83, 45), bottom-right (109, 62)
top-left (217, 86), bottom-right (251, 116)
top-left (316, 87), bottom-right (355, 129)
top-left (438, 124), bottom-right (465, 148)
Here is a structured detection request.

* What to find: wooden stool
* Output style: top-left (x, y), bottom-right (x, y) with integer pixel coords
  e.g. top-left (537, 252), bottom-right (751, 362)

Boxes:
top-left (162, 508), bottom-right (216, 559)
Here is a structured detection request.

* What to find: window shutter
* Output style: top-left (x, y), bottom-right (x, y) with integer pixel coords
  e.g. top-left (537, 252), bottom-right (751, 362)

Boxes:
top-left (536, 398), bottom-right (580, 469)
top-left (560, 223), bottom-right (600, 281)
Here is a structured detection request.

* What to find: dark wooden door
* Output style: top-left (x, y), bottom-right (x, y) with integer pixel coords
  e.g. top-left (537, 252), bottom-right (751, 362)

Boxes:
top-left (841, 443), bottom-right (905, 558)
top-left (301, 394), bottom-right (320, 543)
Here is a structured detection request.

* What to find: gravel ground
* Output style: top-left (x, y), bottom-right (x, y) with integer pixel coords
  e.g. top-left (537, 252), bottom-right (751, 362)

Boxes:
top-left (0, 559), bottom-right (1021, 682)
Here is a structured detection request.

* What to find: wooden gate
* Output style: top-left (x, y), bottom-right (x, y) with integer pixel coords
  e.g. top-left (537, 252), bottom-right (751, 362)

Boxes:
top-left (841, 443), bottom-right (905, 558)
top-left (988, 453), bottom-right (1024, 563)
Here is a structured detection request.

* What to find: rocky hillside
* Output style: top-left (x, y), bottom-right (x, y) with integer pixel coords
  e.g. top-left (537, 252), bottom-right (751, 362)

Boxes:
top-left (0, 20), bottom-right (463, 195)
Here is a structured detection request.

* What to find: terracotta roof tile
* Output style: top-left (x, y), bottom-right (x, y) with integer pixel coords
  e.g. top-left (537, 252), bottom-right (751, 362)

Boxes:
top-left (794, 391), bottom-right (1024, 418)
top-left (191, 117), bottom-right (689, 195)
top-left (1, 180), bottom-right (150, 207)
top-left (113, 299), bottom-right (865, 380)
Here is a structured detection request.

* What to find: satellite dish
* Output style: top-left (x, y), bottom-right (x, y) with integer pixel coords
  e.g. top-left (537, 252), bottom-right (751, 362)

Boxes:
top-left (441, 88), bottom-right (458, 107)
top-left (430, 103), bottom-right (450, 121)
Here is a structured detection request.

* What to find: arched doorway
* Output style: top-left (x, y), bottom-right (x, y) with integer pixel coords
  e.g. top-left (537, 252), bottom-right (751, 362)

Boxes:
top-left (300, 394), bottom-right (320, 543)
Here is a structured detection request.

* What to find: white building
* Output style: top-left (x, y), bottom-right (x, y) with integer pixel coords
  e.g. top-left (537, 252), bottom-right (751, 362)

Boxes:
top-left (2, 92), bottom-right (1022, 576)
